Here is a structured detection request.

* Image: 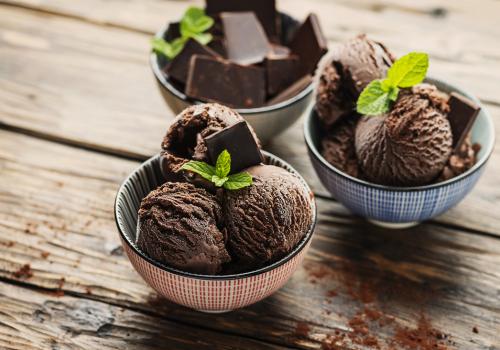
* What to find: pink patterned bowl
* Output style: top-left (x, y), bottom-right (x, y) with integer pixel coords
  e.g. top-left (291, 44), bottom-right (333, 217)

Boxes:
top-left (114, 151), bottom-right (317, 312)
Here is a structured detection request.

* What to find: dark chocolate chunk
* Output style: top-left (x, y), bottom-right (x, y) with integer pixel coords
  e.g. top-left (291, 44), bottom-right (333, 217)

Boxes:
top-left (205, 121), bottom-right (264, 173)
top-left (164, 22), bottom-right (180, 41)
top-left (266, 74), bottom-right (312, 105)
top-left (269, 44), bottom-right (291, 58)
top-left (207, 37), bottom-right (227, 57)
top-left (448, 92), bottom-right (481, 151)
top-left (265, 55), bottom-right (300, 96)
top-left (166, 39), bottom-right (219, 84)
top-left (206, 0), bottom-right (279, 40)
top-left (289, 14), bottom-right (328, 76)
top-left (280, 12), bottom-right (301, 45)
top-left (186, 55), bottom-right (266, 108)
top-left (221, 12), bottom-right (270, 65)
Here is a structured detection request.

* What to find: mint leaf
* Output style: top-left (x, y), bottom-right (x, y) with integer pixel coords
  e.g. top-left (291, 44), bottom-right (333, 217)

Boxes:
top-left (386, 52), bottom-right (429, 88)
top-left (212, 175), bottom-right (228, 187)
top-left (356, 80), bottom-right (391, 115)
top-left (170, 37), bottom-right (187, 57)
top-left (224, 172), bottom-right (253, 190)
top-left (151, 37), bottom-right (174, 59)
top-left (180, 161), bottom-right (216, 181)
top-left (180, 150), bottom-right (253, 190)
top-left (191, 32), bottom-right (213, 45)
top-left (153, 6), bottom-right (213, 60)
top-left (215, 149), bottom-right (231, 178)
top-left (180, 7), bottom-right (214, 38)
top-left (387, 85), bottom-right (399, 102)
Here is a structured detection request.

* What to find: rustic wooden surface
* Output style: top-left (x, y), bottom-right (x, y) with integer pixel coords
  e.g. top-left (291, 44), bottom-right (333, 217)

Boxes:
top-left (0, 0), bottom-right (499, 349)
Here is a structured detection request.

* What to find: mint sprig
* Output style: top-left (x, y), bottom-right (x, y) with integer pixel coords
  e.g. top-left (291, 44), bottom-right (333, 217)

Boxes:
top-left (152, 6), bottom-right (214, 60)
top-left (180, 150), bottom-right (253, 190)
top-left (356, 52), bottom-right (429, 116)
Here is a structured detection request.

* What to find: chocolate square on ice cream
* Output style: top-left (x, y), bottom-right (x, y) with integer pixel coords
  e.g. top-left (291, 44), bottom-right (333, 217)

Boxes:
top-left (289, 14), bottom-right (328, 76)
top-left (186, 55), bottom-right (266, 108)
top-left (221, 12), bottom-right (271, 65)
top-left (205, 121), bottom-right (264, 173)
top-left (448, 92), bottom-right (481, 151)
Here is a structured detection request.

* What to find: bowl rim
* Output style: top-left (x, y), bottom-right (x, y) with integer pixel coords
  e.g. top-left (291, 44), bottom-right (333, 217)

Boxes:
top-left (303, 76), bottom-right (496, 192)
top-left (114, 150), bottom-right (317, 280)
top-left (149, 22), bottom-right (315, 115)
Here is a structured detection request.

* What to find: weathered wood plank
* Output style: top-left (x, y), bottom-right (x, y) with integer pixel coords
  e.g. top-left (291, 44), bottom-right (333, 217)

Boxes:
top-left (1, 130), bottom-right (499, 349)
top-left (0, 282), bottom-right (288, 350)
top-left (0, 5), bottom-right (167, 159)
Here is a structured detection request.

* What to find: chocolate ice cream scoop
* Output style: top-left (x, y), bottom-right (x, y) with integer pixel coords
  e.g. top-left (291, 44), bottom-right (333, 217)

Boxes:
top-left (137, 182), bottom-right (230, 275)
top-left (224, 165), bottom-right (313, 272)
top-left (321, 114), bottom-right (361, 178)
top-left (315, 35), bottom-right (395, 127)
top-left (355, 84), bottom-right (453, 186)
top-left (160, 103), bottom-right (260, 180)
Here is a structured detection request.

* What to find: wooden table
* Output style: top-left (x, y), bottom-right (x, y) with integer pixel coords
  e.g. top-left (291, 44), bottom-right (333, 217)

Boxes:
top-left (1, 0), bottom-right (499, 349)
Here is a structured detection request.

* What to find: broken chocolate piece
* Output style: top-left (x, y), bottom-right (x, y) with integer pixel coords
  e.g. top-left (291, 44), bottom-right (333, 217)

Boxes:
top-left (166, 39), bottom-right (219, 84)
top-left (267, 75), bottom-right (312, 105)
top-left (448, 92), bottom-right (481, 151)
top-left (270, 44), bottom-right (291, 58)
top-left (205, 121), bottom-right (264, 173)
top-left (206, 0), bottom-right (279, 40)
top-left (221, 12), bottom-right (270, 65)
top-left (265, 55), bottom-right (300, 96)
top-left (207, 38), bottom-right (227, 57)
top-left (289, 14), bottom-right (328, 76)
top-left (164, 22), bottom-right (180, 41)
top-left (186, 55), bottom-right (266, 108)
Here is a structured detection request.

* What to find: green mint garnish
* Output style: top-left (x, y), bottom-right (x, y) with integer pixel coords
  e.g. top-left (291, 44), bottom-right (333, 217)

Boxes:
top-left (152, 6), bottom-right (214, 60)
top-left (180, 150), bottom-right (253, 190)
top-left (356, 52), bottom-right (429, 116)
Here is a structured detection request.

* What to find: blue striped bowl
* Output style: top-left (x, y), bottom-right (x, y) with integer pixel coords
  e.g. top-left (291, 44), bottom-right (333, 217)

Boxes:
top-left (304, 77), bottom-right (495, 228)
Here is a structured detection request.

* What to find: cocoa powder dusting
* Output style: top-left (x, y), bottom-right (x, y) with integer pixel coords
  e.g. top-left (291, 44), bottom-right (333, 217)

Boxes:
top-left (13, 264), bottom-right (33, 279)
top-left (295, 322), bottom-right (311, 338)
top-left (392, 313), bottom-right (452, 349)
top-left (305, 261), bottom-right (453, 349)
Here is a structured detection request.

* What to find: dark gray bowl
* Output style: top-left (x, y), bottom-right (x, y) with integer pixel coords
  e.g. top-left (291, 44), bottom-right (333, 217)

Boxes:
top-left (150, 13), bottom-right (315, 143)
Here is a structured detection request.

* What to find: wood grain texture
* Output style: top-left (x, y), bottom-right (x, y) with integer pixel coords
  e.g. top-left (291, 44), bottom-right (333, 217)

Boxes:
top-left (1, 130), bottom-right (499, 349)
top-left (0, 282), bottom-right (287, 350)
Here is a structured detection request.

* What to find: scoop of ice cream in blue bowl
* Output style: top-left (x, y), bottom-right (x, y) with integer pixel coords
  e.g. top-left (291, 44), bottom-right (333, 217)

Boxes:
top-left (304, 35), bottom-right (495, 228)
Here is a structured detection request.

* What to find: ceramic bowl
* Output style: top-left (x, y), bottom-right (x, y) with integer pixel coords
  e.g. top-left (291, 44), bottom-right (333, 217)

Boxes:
top-left (114, 151), bottom-right (316, 312)
top-left (304, 77), bottom-right (495, 228)
top-left (150, 13), bottom-right (314, 143)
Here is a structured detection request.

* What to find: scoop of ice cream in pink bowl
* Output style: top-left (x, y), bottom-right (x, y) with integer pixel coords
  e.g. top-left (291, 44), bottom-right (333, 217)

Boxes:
top-left (115, 104), bottom-right (316, 312)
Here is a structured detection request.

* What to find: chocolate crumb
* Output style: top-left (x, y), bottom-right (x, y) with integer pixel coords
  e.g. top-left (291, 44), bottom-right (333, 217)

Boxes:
top-left (13, 264), bottom-right (33, 279)
top-left (295, 322), bottom-right (311, 338)
top-left (472, 326), bottom-right (478, 334)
